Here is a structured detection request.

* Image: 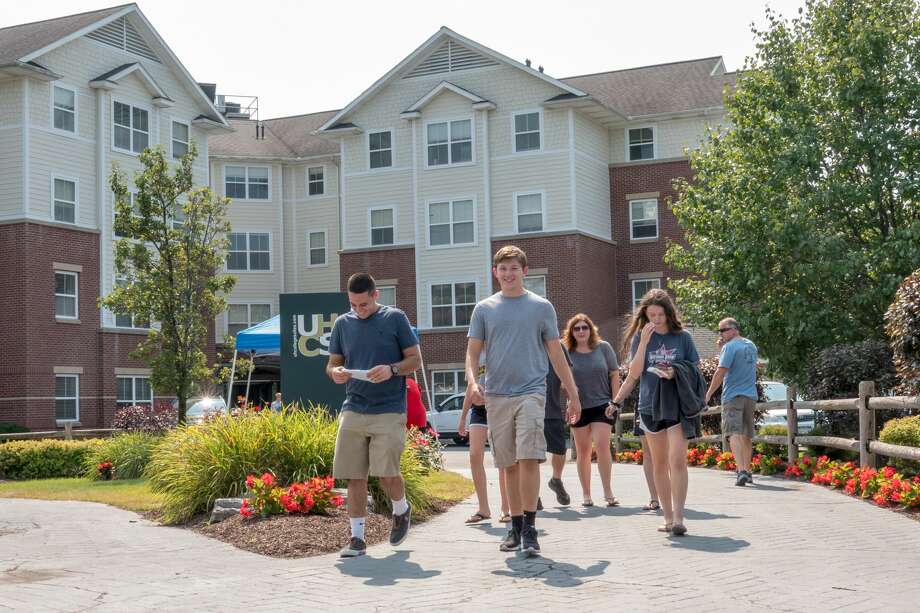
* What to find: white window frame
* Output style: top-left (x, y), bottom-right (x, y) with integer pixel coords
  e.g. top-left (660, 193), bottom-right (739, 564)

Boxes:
top-left (116, 375), bottom-right (153, 407)
top-left (55, 374), bottom-right (79, 422)
top-left (429, 280), bottom-right (477, 328)
top-left (305, 228), bottom-right (328, 267)
top-left (426, 197), bottom-right (477, 248)
top-left (424, 117), bottom-right (474, 169)
top-left (514, 190), bottom-right (546, 234)
top-left (377, 285), bottom-right (397, 307)
top-left (632, 278), bottom-right (662, 310)
top-left (625, 125), bottom-right (657, 161)
top-left (111, 98), bottom-right (151, 156)
top-left (223, 165), bottom-right (271, 201)
top-left (369, 206), bottom-right (396, 246)
top-left (226, 303), bottom-right (273, 337)
top-left (367, 129), bottom-right (394, 170)
top-left (307, 165), bottom-right (325, 197)
top-left (170, 119), bottom-right (190, 160)
top-left (512, 109), bottom-right (543, 154)
top-left (432, 369), bottom-right (466, 407)
top-left (54, 270), bottom-right (78, 320)
top-left (51, 83), bottom-right (77, 135)
top-left (51, 175), bottom-right (78, 225)
top-left (113, 273), bottom-right (150, 329)
top-left (226, 231), bottom-right (272, 273)
top-left (629, 198), bottom-right (659, 240)
top-left (524, 275), bottom-right (547, 298)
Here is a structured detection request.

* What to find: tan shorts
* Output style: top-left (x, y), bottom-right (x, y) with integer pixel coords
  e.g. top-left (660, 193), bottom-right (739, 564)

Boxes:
top-left (332, 410), bottom-right (406, 479)
top-left (722, 396), bottom-right (756, 438)
top-left (486, 394), bottom-right (546, 468)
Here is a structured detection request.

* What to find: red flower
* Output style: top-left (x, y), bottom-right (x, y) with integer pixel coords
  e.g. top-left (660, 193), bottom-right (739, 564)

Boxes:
top-left (245, 475), bottom-right (255, 488)
top-left (882, 466), bottom-right (896, 479)
top-left (261, 472), bottom-right (275, 487)
top-left (240, 500), bottom-right (254, 518)
top-left (331, 495), bottom-right (345, 507)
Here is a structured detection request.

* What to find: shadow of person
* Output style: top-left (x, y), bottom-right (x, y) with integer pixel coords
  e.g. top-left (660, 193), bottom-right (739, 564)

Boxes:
top-left (681, 508), bottom-right (741, 520)
top-left (468, 522), bottom-right (510, 537)
top-left (335, 550), bottom-right (441, 586)
top-left (493, 556), bottom-right (610, 588)
top-left (748, 483), bottom-right (797, 492)
top-left (539, 506), bottom-right (606, 522)
top-left (666, 535), bottom-right (750, 553)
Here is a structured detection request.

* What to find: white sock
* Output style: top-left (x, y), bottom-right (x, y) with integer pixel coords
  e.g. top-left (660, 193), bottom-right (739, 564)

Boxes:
top-left (392, 497), bottom-right (409, 516)
top-left (350, 517), bottom-right (366, 540)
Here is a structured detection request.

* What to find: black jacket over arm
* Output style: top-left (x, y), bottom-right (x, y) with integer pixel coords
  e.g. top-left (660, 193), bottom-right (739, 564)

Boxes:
top-left (651, 359), bottom-right (706, 439)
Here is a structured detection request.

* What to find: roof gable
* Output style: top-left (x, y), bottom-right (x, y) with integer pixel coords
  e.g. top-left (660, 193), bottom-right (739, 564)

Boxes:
top-left (403, 81), bottom-right (494, 115)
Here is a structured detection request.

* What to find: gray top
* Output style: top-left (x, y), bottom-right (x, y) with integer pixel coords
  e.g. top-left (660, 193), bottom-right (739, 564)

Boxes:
top-left (545, 345), bottom-right (573, 420)
top-left (570, 341), bottom-right (619, 408)
top-left (468, 290), bottom-right (559, 397)
top-left (631, 330), bottom-right (700, 414)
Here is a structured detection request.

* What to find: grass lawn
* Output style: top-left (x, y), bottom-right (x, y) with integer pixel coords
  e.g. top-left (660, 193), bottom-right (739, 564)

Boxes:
top-left (422, 470), bottom-right (474, 502)
top-left (0, 478), bottom-right (161, 513)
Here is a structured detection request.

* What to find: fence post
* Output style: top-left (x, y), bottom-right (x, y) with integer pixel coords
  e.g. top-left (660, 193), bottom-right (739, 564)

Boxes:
top-left (786, 385), bottom-right (798, 465)
top-left (63, 421), bottom-right (73, 441)
top-left (720, 406), bottom-right (728, 451)
top-left (858, 380), bottom-right (877, 469)
top-left (614, 416), bottom-right (623, 455)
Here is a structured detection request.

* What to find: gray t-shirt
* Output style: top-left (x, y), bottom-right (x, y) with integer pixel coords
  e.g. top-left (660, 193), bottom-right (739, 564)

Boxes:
top-left (545, 345), bottom-right (572, 420)
top-left (570, 341), bottom-right (619, 409)
top-left (630, 330), bottom-right (699, 414)
top-left (468, 290), bottom-right (559, 397)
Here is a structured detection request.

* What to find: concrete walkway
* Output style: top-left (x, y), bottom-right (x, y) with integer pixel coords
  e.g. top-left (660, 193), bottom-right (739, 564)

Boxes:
top-left (1, 448), bottom-right (918, 612)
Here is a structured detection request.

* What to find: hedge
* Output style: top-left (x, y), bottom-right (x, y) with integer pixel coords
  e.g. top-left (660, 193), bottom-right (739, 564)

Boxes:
top-left (0, 439), bottom-right (102, 480)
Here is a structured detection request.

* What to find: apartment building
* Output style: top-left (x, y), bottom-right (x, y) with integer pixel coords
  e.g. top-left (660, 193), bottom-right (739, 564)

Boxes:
top-left (211, 27), bottom-right (730, 407)
top-left (0, 4), bottom-right (230, 429)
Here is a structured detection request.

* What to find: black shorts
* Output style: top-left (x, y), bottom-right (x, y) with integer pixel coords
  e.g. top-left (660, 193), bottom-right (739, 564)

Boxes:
top-left (638, 412), bottom-right (680, 434)
top-left (469, 404), bottom-right (487, 428)
top-left (632, 417), bottom-right (644, 437)
top-left (571, 404), bottom-right (616, 429)
top-left (544, 418), bottom-right (567, 455)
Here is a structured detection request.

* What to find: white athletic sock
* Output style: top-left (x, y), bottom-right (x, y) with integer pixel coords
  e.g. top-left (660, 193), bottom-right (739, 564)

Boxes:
top-left (350, 517), bottom-right (366, 540)
top-left (392, 497), bottom-right (409, 516)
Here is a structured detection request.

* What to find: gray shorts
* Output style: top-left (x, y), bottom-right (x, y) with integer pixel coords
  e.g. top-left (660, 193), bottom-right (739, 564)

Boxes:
top-left (722, 396), bottom-right (755, 438)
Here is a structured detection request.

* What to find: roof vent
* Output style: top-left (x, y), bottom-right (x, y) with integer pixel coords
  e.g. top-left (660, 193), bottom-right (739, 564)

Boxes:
top-left (86, 17), bottom-right (161, 63)
top-left (404, 40), bottom-right (498, 79)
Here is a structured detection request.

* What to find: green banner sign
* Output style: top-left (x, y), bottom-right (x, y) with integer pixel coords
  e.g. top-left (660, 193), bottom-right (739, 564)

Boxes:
top-left (280, 292), bottom-right (348, 413)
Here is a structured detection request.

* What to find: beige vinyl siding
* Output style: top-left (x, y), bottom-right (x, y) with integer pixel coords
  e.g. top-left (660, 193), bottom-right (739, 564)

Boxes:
top-left (282, 162), bottom-right (341, 292)
top-left (574, 112), bottom-right (611, 239)
top-left (344, 171), bottom-right (412, 248)
top-left (609, 115), bottom-right (722, 164)
top-left (491, 155), bottom-right (569, 235)
top-left (0, 80), bottom-right (22, 218)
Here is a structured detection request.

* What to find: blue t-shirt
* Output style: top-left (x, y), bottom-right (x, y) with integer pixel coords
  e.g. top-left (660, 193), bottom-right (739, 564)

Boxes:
top-left (719, 337), bottom-right (758, 401)
top-left (329, 305), bottom-right (418, 414)
top-left (631, 330), bottom-right (699, 414)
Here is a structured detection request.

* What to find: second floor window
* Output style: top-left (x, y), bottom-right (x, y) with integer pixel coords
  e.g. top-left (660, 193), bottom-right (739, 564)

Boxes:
top-left (514, 112), bottom-right (541, 152)
top-left (427, 119), bottom-right (472, 166)
top-left (369, 131), bottom-right (392, 169)
top-left (53, 85), bottom-right (76, 132)
top-left (307, 230), bottom-right (327, 266)
top-left (225, 166), bottom-right (269, 200)
top-left (308, 167), bottom-right (324, 196)
top-left (632, 278), bottom-right (662, 310)
top-left (54, 271), bottom-right (78, 319)
top-left (524, 275), bottom-right (546, 298)
top-left (113, 101), bottom-right (149, 154)
top-left (227, 232), bottom-right (271, 271)
top-left (628, 127), bottom-right (655, 161)
top-left (370, 208), bottom-right (394, 246)
top-left (171, 121), bottom-right (189, 159)
top-left (429, 199), bottom-right (474, 246)
top-left (227, 303), bottom-right (271, 337)
top-left (630, 199), bottom-right (658, 240)
top-left (377, 286), bottom-right (396, 307)
top-left (516, 192), bottom-right (544, 233)
top-left (431, 281), bottom-right (476, 327)
top-left (53, 178), bottom-right (76, 224)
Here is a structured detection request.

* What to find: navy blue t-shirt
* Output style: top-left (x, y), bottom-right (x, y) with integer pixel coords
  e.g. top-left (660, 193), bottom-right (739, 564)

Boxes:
top-left (329, 305), bottom-right (418, 414)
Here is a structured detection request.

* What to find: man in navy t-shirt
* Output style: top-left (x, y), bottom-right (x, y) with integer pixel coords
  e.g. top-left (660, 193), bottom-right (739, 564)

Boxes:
top-left (327, 273), bottom-right (420, 557)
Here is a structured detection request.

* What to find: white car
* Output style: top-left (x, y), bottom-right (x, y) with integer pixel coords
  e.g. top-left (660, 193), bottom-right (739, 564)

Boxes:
top-left (183, 397), bottom-right (228, 424)
top-left (760, 381), bottom-right (814, 433)
top-left (426, 393), bottom-right (471, 445)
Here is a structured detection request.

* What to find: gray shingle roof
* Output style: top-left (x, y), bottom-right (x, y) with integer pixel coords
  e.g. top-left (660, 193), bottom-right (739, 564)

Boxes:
top-left (208, 110), bottom-right (340, 159)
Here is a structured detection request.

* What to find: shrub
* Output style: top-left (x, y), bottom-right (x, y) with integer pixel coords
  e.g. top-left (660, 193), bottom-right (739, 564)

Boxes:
top-left (369, 445), bottom-right (432, 515)
top-left (114, 402), bottom-right (177, 433)
top-left (755, 424), bottom-right (788, 456)
top-left (879, 415), bottom-right (920, 475)
top-left (885, 267), bottom-right (920, 395)
top-left (0, 422), bottom-right (29, 434)
top-left (83, 432), bottom-right (160, 480)
top-left (0, 439), bottom-right (101, 479)
top-left (407, 427), bottom-right (444, 473)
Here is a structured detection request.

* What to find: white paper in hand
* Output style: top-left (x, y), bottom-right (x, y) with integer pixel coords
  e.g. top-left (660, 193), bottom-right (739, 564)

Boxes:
top-left (344, 369), bottom-right (371, 381)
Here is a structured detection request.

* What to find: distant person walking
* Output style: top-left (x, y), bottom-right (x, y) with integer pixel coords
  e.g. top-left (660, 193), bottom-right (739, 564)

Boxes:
top-left (705, 317), bottom-right (759, 486)
top-left (543, 342), bottom-right (573, 508)
top-left (270, 392), bottom-right (283, 412)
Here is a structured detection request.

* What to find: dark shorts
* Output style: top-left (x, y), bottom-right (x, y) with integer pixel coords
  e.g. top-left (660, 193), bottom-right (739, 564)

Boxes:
top-left (632, 417), bottom-right (644, 437)
top-left (571, 404), bottom-right (615, 429)
top-left (469, 404), bottom-right (487, 428)
top-left (639, 412), bottom-right (681, 434)
top-left (544, 418), bottom-right (567, 455)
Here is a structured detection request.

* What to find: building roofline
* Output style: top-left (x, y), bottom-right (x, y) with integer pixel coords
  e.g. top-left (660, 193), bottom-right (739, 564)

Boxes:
top-left (0, 3), bottom-right (134, 33)
top-left (561, 56), bottom-right (725, 81)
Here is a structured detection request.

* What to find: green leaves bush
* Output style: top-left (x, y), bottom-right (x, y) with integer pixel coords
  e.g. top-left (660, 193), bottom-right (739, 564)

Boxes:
top-left (0, 422), bottom-right (29, 434)
top-left (879, 415), bottom-right (920, 475)
top-left (83, 432), bottom-right (160, 480)
top-left (885, 268), bottom-right (920, 395)
top-left (0, 440), bottom-right (101, 480)
top-left (756, 425), bottom-right (788, 456)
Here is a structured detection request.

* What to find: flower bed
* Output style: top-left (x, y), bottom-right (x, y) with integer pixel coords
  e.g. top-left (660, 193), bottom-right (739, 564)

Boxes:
top-left (239, 472), bottom-right (344, 519)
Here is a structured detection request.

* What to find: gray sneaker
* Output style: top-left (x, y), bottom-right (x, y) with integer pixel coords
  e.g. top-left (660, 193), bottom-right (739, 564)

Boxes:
top-left (744, 470), bottom-right (754, 485)
top-left (339, 537), bottom-right (366, 557)
top-left (521, 526), bottom-right (540, 556)
top-left (390, 503), bottom-right (411, 546)
top-left (499, 528), bottom-right (521, 552)
top-left (734, 471), bottom-right (747, 487)
top-left (548, 478), bottom-right (571, 506)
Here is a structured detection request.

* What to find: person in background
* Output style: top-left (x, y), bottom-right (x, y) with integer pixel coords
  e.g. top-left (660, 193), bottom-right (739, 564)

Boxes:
top-left (270, 392), bottom-right (283, 412)
top-left (406, 377), bottom-right (427, 430)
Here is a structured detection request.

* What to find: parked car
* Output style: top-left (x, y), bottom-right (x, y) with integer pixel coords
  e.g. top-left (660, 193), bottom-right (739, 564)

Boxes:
top-left (182, 397), bottom-right (228, 424)
top-left (760, 381), bottom-right (814, 433)
top-left (426, 393), bottom-right (470, 445)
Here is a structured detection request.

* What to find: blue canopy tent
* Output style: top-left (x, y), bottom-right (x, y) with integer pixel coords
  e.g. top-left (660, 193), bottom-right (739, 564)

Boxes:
top-left (226, 315), bottom-right (433, 408)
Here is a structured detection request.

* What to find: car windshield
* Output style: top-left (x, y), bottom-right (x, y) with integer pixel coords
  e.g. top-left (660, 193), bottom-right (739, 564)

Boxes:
top-left (186, 398), bottom-right (225, 416)
top-left (761, 382), bottom-right (788, 402)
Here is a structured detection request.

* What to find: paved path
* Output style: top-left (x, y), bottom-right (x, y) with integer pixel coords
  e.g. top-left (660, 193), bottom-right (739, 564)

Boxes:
top-left (1, 448), bottom-right (919, 612)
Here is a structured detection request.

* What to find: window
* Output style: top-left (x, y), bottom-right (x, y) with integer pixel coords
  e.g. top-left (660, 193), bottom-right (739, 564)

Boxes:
top-left (628, 127), bottom-right (655, 161)
top-left (227, 303), bottom-right (271, 337)
top-left (433, 370), bottom-right (466, 407)
top-left (55, 271), bottom-right (78, 319)
top-left (370, 208), bottom-right (394, 246)
top-left (515, 192), bottom-right (544, 233)
top-left (368, 130), bottom-right (392, 169)
top-left (427, 119), bottom-right (472, 166)
top-left (377, 286), bottom-right (396, 307)
top-left (514, 111), bottom-right (541, 152)
top-left (431, 282), bottom-right (476, 327)
top-left (307, 230), bottom-right (327, 266)
top-left (524, 275), bottom-right (546, 298)
top-left (308, 167), bottom-right (324, 196)
top-left (227, 232), bottom-right (271, 271)
top-left (53, 85), bottom-right (76, 133)
top-left (632, 278), bottom-right (662, 310)
top-left (53, 178), bottom-right (76, 224)
top-left (55, 375), bottom-right (79, 421)
top-left (630, 199), bottom-right (658, 240)
top-left (113, 193), bottom-right (140, 238)
top-left (113, 101), bottom-right (149, 154)
top-left (225, 166), bottom-right (269, 200)
top-left (428, 199), bottom-right (474, 246)
top-left (117, 376), bottom-right (152, 407)
top-left (114, 275), bottom-right (149, 329)
top-left (171, 121), bottom-right (189, 159)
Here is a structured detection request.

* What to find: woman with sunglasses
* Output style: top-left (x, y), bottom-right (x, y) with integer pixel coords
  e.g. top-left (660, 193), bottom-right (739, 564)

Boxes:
top-left (562, 314), bottom-right (620, 507)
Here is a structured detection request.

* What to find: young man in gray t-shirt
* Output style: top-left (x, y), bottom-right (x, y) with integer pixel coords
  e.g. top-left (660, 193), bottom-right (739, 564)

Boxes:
top-left (466, 245), bottom-right (582, 556)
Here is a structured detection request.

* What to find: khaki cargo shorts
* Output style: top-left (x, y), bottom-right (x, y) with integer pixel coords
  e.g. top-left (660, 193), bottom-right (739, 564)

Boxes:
top-left (486, 394), bottom-right (546, 468)
top-left (722, 395), bottom-right (756, 438)
top-left (332, 410), bottom-right (406, 479)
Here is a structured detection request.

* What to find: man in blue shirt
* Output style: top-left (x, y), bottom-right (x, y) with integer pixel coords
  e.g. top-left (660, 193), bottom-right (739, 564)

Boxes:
top-left (705, 318), bottom-right (759, 486)
top-left (327, 273), bottom-right (421, 557)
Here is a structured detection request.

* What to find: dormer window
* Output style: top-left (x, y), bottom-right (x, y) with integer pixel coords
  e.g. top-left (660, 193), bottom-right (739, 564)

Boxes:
top-left (426, 119), bottom-right (472, 167)
top-left (113, 101), bottom-right (149, 154)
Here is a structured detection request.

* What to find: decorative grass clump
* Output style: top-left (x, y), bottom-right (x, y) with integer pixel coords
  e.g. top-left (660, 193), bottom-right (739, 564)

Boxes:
top-left (83, 432), bottom-right (161, 480)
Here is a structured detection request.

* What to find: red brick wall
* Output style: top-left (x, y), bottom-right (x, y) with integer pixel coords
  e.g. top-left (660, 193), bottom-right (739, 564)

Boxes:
top-left (339, 246), bottom-right (417, 324)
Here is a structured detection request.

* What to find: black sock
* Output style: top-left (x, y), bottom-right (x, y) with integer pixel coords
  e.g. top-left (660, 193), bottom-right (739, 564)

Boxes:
top-left (511, 515), bottom-right (523, 534)
top-left (523, 510), bottom-right (536, 528)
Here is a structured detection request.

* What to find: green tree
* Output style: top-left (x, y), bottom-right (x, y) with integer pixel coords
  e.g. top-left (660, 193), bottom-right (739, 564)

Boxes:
top-left (101, 144), bottom-right (236, 423)
top-left (667, 0), bottom-right (920, 385)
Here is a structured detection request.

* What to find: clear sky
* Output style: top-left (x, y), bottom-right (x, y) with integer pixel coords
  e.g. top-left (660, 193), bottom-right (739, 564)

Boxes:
top-left (3, 0), bottom-right (808, 119)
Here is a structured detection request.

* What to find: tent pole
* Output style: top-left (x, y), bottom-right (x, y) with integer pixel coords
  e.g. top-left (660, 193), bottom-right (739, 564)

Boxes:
top-left (418, 351), bottom-right (434, 410)
top-left (244, 350), bottom-right (254, 406)
top-left (226, 349), bottom-right (238, 406)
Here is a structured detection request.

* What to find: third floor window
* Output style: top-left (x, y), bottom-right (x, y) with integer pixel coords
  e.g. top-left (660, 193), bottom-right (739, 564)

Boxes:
top-left (227, 232), bottom-right (271, 271)
top-left (514, 112), bottom-right (541, 152)
top-left (370, 208), bottom-right (394, 246)
top-left (427, 119), bottom-right (472, 166)
top-left (53, 85), bottom-right (76, 133)
top-left (628, 127), bottom-right (655, 161)
top-left (369, 131), bottom-right (392, 169)
top-left (308, 167), bottom-right (324, 196)
top-left (225, 166), bottom-right (269, 200)
top-left (428, 199), bottom-right (474, 246)
top-left (113, 101), bottom-right (149, 154)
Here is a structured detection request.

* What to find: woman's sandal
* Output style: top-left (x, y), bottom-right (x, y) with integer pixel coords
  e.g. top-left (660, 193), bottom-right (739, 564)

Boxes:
top-left (499, 512), bottom-right (511, 523)
top-left (671, 523), bottom-right (688, 536)
top-left (465, 512), bottom-right (490, 524)
top-left (605, 496), bottom-right (620, 507)
top-left (643, 500), bottom-right (661, 511)
top-left (657, 523), bottom-right (673, 533)
top-left (582, 499), bottom-right (594, 507)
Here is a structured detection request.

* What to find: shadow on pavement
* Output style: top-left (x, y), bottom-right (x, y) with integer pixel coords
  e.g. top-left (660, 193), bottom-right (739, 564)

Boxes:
top-left (748, 483), bottom-right (798, 492)
top-left (493, 556), bottom-right (610, 588)
top-left (335, 550), bottom-right (441, 586)
top-left (682, 508), bottom-right (741, 520)
top-left (468, 522), bottom-right (511, 537)
top-left (665, 535), bottom-right (750, 553)
top-left (539, 504), bottom-right (646, 522)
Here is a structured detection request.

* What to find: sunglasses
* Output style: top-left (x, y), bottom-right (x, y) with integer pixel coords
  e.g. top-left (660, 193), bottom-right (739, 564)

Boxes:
top-left (573, 325), bottom-right (590, 332)
top-left (718, 327), bottom-right (733, 333)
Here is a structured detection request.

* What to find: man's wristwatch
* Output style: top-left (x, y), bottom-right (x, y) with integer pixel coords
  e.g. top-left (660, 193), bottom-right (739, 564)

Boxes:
top-left (390, 364), bottom-right (399, 376)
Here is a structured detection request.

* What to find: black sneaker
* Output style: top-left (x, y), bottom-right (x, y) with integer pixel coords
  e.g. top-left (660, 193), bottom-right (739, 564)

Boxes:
top-left (499, 528), bottom-right (521, 552)
top-left (339, 537), bottom-right (366, 557)
top-left (536, 497), bottom-right (543, 511)
top-left (521, 526), bottom-right (540, 556)
top-left (744, 470), bottom-right (754, 485)
top-left (390, 503), bottom-right (411, 546)
top-left (548, 478), bottom-right (571, 506)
